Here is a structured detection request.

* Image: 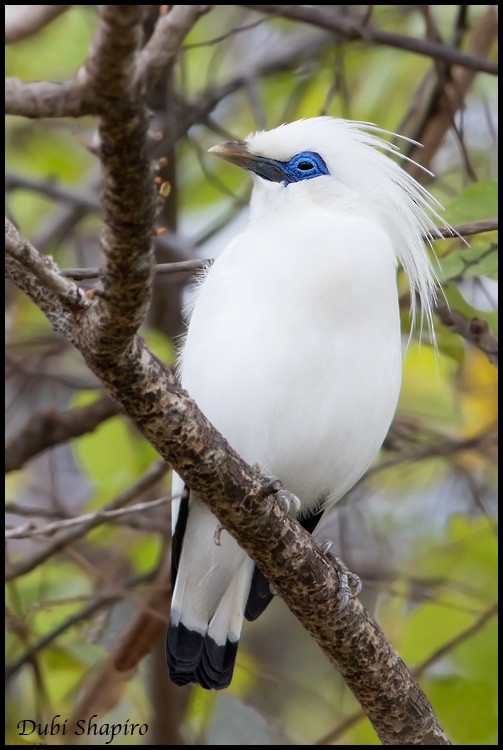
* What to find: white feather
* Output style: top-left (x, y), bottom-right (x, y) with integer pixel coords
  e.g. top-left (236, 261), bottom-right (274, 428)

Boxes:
top-left (169, 116), bottom-right (445, 687)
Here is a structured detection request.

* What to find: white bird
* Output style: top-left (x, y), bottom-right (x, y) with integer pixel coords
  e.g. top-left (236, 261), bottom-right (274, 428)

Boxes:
top-left (166, 116), bottom-right (444, 689)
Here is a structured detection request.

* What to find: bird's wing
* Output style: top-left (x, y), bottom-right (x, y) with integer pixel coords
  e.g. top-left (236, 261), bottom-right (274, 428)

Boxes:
top-left (171, 474), bottom-right (189, 587)
top-left (244, 506), bottom-right (324, 621)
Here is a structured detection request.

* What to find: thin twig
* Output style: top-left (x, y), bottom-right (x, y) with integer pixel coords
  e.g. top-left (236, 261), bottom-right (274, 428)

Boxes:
top-left (5, 569), bottom-right (158, 680)
top-left (60, 218), bottom-right (498, 280)
top-left (6, 495), bottom-right (172, 539)
top-left (435, 301), bottom-right (498, 367)
top-left (242, 5), bottom-right (498, 75)
top-left (5, 219), bottom-right (90, 310)
top-left (415, 601), bottom-right (498, 678)
top-left (63, 258), bottom-right (208, 280)
top-left (5, 459), bottom-right (170, 580)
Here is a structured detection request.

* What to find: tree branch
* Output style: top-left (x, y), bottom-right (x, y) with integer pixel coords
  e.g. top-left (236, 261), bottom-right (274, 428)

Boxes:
top-left (5, 77), bottom-right (94, 119)
top-left (5, 253), bottom-right (70, 338)
top-left (242, 5), bottom-right (498, 75)
top-left (5, 458), bottom-right (169, 580)
top-left (5, 395), bottom-right (120, 473)
top-left (5, 569), bottom-right (158, 681)
top-left (136, 5), bottom-right (212, 89)
top-left (5, 219), bottom-right (90, 311)
top-left (316, 601), bottom-right (498, 745)
top-left (5, 5), bottom-right (72, 44)
top-left (435, 301), bottom-right (498, 367)
top-left (75, 6), bottom-right (208, 353)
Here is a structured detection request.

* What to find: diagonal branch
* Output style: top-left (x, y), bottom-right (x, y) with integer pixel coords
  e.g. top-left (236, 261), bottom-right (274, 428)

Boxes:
top-left (5, 253), bottom-right (70, 338)
top-left (316, 601), bottom-right (498, 745)
top-left (406, 6), bottom-right (499, 178)
top-left (5, 458), bottom-right (169, 580)
top-left (136, 5), bottom-right (212, 88)
top-left (242, 5), bottom-right (498, 75)
top-left (435, 301), bottom-right (498, 367)
top-left (5, 5), bottom-right (72, 44)
top-left (5, 395), bottom-right (120, 473)
top-left (5, 219), bottom-right (90, 311)
top-left (5, 569), bottom-right (158, 681)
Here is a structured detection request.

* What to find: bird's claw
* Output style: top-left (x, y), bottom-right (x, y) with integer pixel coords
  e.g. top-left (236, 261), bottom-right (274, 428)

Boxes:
top-left (276, 488), bottom-right (301, 518)
top-left (258, 470), bottom-right (301, 519)
top-left (318, 541), bottom-right (362, 611)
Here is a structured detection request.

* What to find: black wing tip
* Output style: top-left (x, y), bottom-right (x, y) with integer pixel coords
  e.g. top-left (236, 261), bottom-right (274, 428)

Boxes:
top-left (167, 621), bottom-right (238, 690)
top-left (171, 484), bottom-right (190, 587)
top-left (245, 566), bottom-right (274, 621)
top-left (244, 509), bottom-right (324, 622)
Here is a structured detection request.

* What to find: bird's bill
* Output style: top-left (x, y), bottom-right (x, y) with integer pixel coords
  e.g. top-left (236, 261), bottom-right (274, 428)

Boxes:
top-left (208, 141), bottom-right (287, 183)
top-left (208, 140), bottom-right (251, 166)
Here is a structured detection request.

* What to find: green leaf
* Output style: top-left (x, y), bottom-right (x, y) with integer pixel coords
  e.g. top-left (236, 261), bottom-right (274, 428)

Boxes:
top-left (399, 342), bottom-right (461, 426)
top-left (426, 675), bottom-right (497, 745)
top-left (442, 285), bottom-right (498, 334)
top-left (435, 328), bottom-right (466, 364)
top-left (443, 181), bottom-right (498, 225)
top-left (438, 246), bottom-right (498, 284)
top-left (71, 391), bottom-right (157, 507)
top-left (142, 327), bottom-right (176, 366)
top-left (5, 7), bottom-right (94, 81)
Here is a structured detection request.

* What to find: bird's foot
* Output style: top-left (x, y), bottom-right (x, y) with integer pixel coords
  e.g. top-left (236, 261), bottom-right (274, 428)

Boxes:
top-left (256, 468), bottom-right (301, 519)
top-left (275, 488), bottom-right (301, 518)
top-left (318, 540), bottom-right (362, 610)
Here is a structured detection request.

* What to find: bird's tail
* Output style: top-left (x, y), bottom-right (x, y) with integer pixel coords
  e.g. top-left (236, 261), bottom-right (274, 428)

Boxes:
top-left (167, 567), bottom-right (248, 689)
top-left (167, 487), bottom-right (254, 689)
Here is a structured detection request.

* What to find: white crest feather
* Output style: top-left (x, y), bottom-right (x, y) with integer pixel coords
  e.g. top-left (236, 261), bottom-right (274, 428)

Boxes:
top-left (247, 116), bottom-right (453, 343)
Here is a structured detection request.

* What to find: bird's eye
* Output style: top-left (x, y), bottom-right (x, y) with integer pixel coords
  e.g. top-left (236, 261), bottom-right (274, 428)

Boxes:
top-left (282, 151), bottom-right (329, 183)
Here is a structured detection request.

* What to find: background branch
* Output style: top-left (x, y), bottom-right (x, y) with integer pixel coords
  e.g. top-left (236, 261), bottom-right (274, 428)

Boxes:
top-left (435, 301), bottom-right (498, 367)
top-left (58, 217), bottom-right (498, 280)
top-left (242, 5), bottom-right (498, 75)
top-left (5, 5), bottom-right (72, 44)
top-left (6, 458), bottom-right (169, 580)
top-left (5, 395), bottom-right (119, 473)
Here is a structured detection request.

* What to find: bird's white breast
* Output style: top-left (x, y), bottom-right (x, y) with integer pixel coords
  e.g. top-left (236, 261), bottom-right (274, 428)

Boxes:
top-left (179, 188), bottom-right (402, 514)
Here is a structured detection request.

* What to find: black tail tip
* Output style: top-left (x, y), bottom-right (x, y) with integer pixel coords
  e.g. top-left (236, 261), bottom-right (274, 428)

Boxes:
top-left (166, 621), bottom-right (238, 690)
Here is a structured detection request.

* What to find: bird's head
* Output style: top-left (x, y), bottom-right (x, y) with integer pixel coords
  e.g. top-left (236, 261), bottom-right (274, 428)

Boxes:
top-left (208, 135), bottom-right (330, 186)
top-left (209, 116), bottom-right (451, 340)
